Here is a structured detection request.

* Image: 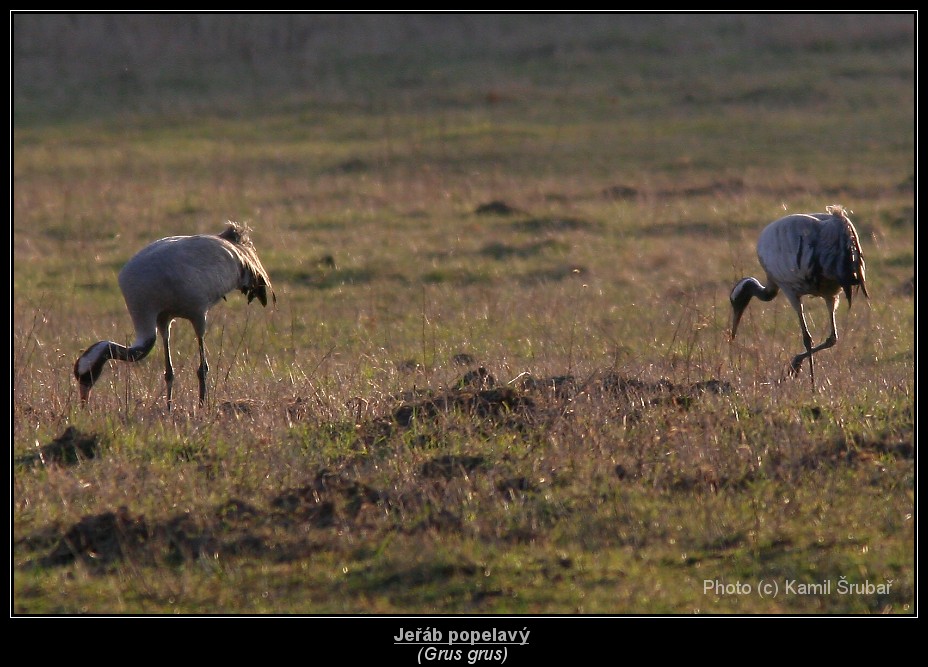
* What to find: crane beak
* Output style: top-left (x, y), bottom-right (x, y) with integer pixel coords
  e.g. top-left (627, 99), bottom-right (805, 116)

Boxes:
top-left (730, 304), bottom-right (745, 340)
top-left (78, 381), bottom-right (92, 405)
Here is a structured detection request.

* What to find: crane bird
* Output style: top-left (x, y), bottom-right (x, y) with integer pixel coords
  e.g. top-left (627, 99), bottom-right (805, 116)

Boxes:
top-left (730, 205), bottom-right (869, 385)
top-left (74, 221), bottom-right (275, 409)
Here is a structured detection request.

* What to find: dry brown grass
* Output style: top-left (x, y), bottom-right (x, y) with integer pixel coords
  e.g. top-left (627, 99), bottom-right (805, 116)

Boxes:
top-left (13, 13), bottom-right (914, 615)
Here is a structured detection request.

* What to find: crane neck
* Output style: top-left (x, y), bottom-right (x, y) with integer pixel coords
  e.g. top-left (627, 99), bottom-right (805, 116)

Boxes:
top-left (74, 336), bottom-right (156, 399)
top-left (744, 277), bottom-right (778, 302)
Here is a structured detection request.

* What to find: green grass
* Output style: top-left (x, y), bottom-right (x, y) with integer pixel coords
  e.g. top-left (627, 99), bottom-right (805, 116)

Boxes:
top-left (12, 13), bottom-right (914, 615)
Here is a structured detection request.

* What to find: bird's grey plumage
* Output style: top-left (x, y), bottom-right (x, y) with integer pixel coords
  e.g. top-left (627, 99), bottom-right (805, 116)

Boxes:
top-left (730, 205), bottom-right (868, 385)
top-left (74, 221), bottom-right (275, 409)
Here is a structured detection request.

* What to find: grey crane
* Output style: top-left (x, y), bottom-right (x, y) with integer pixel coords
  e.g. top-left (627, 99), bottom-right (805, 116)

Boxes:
top-left (74, 221), bottom-right (275, 409)
top-left (730, 205), bottom-right (869, 385)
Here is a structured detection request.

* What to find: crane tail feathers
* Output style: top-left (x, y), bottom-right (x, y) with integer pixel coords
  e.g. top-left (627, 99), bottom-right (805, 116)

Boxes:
top-left (828, 205), bottom-right (869, 308)
top-left (221, 221), bottom-right (275, 308)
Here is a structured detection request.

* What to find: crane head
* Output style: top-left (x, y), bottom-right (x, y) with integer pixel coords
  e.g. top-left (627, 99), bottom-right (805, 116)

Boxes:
top-left (74, 341), bottom-right (111, 405)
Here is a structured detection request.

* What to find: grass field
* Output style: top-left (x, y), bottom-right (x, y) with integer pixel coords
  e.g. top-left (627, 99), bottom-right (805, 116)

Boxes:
top-left (12, 13), bottom-right (915, 616)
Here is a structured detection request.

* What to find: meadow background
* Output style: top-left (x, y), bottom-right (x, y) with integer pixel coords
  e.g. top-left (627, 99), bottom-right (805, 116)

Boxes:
top-left (12, 13), bottom-right (915, 615)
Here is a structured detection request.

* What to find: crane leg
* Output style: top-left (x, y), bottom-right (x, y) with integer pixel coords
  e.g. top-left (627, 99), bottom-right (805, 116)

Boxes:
top-left (160, 324), bottom-right (174, 411)
top-left (789, 296), bottom-right (838, 389)
top-left (789, 331), bottom-right (816, 386)
top-left (786, 296), bottom-right (816, 386)
top-left (196, 335), bottom-right (209, 407)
